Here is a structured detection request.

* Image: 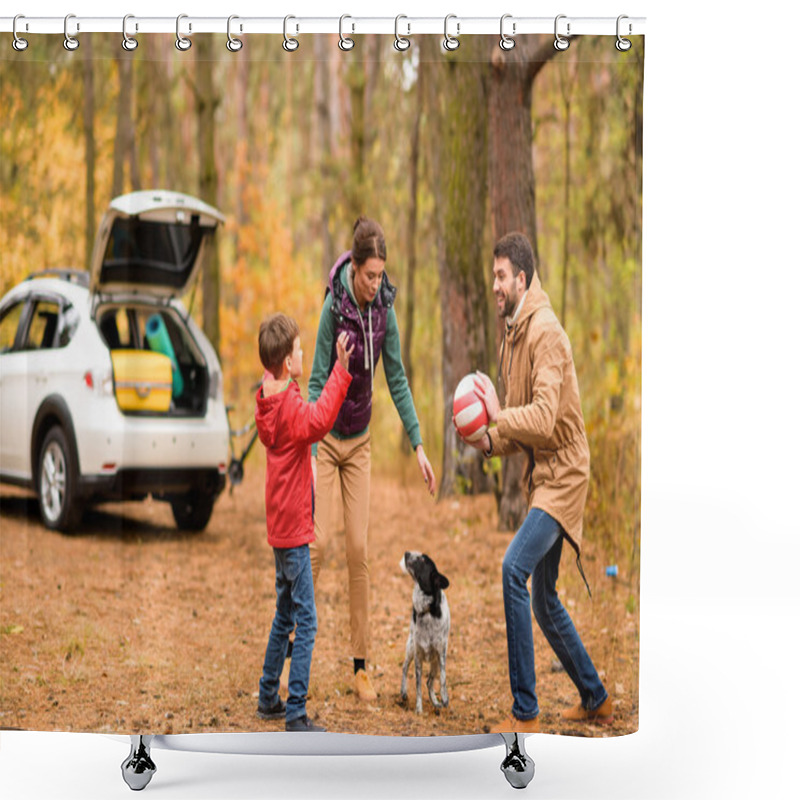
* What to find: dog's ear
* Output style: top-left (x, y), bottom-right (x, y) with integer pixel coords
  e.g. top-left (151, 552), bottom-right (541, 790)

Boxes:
top-left (437, 573), bottom-right (450, 591)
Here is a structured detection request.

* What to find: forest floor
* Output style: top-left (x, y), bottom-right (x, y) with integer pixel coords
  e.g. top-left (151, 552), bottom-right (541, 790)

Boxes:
top-left (0, 459), bottom-right (638, 739)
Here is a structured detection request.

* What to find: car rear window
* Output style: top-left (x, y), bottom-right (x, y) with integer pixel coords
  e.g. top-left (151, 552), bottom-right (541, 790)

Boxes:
top-left (100, 217), bottom-right (207, 288)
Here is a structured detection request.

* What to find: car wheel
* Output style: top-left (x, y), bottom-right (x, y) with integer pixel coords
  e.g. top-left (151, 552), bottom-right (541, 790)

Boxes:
top-left (37, 425), bottom-right (81, 532)
top-left (170, 492), bottom-right (215, 532)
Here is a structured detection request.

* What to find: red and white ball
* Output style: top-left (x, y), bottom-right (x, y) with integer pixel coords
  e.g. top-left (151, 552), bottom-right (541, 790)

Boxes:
top-left (453, 373), bottom-right (489, 443)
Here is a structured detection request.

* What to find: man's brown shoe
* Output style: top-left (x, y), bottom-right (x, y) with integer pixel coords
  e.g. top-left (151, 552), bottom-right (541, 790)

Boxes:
top-left (561, 696), bottom-right (614, 725)
top-left (354, 669), bottom-right (378, 702)
top-left (489, 715), bottom-right (540, 734)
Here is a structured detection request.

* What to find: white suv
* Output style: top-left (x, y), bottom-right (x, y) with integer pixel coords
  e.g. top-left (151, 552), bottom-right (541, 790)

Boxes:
top-left (0, 191), bottom-right (229, 532)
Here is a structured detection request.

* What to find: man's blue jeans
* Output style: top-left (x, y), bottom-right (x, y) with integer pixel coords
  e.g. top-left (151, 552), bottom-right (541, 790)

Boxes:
top-left (259, 544), bottom-right (317, 723)
top-left (503, 507), bottom-right (607, 721)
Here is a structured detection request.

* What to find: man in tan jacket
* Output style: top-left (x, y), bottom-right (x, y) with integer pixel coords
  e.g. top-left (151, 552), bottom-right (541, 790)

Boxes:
top-left (467, 232), bottom-right (612, 733)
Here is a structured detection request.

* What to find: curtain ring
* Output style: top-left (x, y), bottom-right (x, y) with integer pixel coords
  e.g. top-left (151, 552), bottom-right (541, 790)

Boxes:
top-left (63, 13), bottom-right (79, 51)
top-left (282, 15), bottom-right (299, 51)
top-left (339, 14), bottom-right (355, 51)
top-left (226, 15), bottom-right (243, 51)
top-left (616, 14), bottom-right (632, 51)
top-left (176, 14), bottom-right (192, 51)
top-left (443, 14), bottom-right (460, 51)
top-left (394, 15), bottom-right (411, 52)
top-left (282, 16), bottom-right (299, 51)
top-left (12, 15), bottom-right (29, 51)
top-left (554, 14), bottom-right (570, 51)
top-left (122, 14), bottom-right (138, 51)
top-left (499, 14), bottom-right (515, 51)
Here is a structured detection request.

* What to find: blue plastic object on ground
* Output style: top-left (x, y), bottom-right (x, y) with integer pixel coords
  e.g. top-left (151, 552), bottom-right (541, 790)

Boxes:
top-left (145, 314), bottom-right (184, 398)
top-left (605, 565), bottom-right (618, 577)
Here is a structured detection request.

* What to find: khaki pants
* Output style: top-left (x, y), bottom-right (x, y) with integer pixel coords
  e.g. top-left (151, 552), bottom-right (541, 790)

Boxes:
top-left (311, 431), bottom-right (371, 659)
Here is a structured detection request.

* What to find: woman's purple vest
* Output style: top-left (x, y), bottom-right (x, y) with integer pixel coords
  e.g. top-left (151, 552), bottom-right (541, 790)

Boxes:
top-left (326, 251), bottom-right (397, 436)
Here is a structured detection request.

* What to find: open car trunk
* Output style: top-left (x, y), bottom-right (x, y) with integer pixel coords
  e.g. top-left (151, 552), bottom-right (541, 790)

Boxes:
top-left (88, 191), bottom-right (225, 418)
top-left (97, 303), bottom-right (210, 417)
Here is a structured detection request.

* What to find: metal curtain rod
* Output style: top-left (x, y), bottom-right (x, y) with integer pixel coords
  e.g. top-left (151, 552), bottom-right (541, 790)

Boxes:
top-left (1, 15), bottom-right (646, 37)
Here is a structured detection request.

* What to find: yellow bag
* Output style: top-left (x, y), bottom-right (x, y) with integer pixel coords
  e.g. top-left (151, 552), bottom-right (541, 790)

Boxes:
top-left (111, 349), bottom-right (173, 413)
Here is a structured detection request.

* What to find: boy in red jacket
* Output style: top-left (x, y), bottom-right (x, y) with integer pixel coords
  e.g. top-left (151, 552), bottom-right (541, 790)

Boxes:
top-left (254, 313), bottom-right (353, 732)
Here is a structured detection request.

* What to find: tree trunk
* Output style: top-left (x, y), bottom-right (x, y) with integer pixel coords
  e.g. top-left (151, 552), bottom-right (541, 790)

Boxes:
top-left (345, 56), bottom-right (367, 222)
top-left (82, 36), bottom-right (96, 270)
top-left (314, 34), bottom-right (335, 276)
top-left (424, 37), bottom-right (493, 498)
top-left (232, 53), bottom-right (249, 247)
top-left (111, 54), bottom-right (134, 198)
top-left (195, 36), bottom-right (221, 355)
top-left (558, 64), bottom-right (577, 328)
top-left (363, 36), bottom-right (382, 157)
top-left (141, 37), bottom-right (161, 187)
top-left (400, 56), bottom-right (424, 455)
top-left (487, 36), bottom-right (556, 530)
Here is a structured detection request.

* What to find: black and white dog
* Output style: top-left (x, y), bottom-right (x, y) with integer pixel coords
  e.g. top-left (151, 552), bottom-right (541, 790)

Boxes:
top-left (399, 551), bottom-right (450, 714)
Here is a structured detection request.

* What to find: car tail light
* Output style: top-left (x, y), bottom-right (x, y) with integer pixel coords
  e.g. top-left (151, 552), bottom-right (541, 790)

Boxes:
top-left (86, 369), bottom-right (115, 396)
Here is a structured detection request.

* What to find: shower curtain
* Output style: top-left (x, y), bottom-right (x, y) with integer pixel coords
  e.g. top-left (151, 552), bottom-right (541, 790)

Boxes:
top-left (0, 26), bottom-right (643, 743)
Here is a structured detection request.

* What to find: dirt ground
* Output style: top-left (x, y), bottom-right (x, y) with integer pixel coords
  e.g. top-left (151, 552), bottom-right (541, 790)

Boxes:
top-left (0, 459), bottom-right (638, 739)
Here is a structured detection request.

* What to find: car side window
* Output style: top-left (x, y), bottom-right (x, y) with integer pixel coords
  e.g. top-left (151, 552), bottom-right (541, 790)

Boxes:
top-left (0, 300), bottom-right (26, 353)
top-left (22, 300), bottom-right (62, 351)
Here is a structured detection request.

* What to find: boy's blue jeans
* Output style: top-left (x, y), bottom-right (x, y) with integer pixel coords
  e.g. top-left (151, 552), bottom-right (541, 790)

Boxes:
top-left (259, 544), bottom-right (317, 723)
top-left (503, 507), bottom-right (607, 721)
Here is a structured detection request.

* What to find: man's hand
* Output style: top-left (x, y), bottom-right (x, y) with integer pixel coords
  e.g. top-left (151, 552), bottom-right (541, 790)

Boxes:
top-left (453, 421), bottom-right (490, 453)
top-left (311, 455), bottom-right (317, 490)
top-left (474, 371), bottom-right (500, 423)
top-left (416, 445), bottom-right (437, 496)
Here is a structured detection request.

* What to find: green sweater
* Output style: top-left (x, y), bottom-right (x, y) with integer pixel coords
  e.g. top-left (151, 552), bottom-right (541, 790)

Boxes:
top-left (308, 269), bottom-right (422, 457)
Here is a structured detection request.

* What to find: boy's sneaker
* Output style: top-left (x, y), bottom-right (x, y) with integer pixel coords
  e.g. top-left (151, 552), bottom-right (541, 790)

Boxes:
top-left (285, 715), bottom-right (326, 732)
top-left (257, 697), bottom-right (286, 720)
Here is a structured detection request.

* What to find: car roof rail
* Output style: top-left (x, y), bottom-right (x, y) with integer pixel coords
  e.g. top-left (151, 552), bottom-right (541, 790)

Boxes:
top-left (25, 269), bottom-right (90, 287)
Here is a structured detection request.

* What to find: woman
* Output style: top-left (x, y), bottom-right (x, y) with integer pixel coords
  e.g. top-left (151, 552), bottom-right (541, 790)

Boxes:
top-left (307, 216), bottom-right (436, 702)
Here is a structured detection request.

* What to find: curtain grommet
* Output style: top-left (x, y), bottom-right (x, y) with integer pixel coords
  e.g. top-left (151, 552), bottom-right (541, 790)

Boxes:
top-left (121, 14), bottom-right (138, 51)
top-left (282, 16), bottom-right (299, 51)
top-left (499, 14), bottom-right (515, 51)
top-left (554, 14), bottom-right (570, 51)
top-left (63, 13), bottom-right (79, 51)
top-left (443, 14), bottom-right (460, 51)
top-left (175, 14), bottom-right (192, 51)
top-left (339, 14), bottom-right (355, 51)
top-left (616, 15), bottom-right (632, 51)
top-left (226, 15), bottom-right (243, 52)
top-left (394, 15), bottom-right (411, 52)
top-left (12, 15), bottom-right (29, 51)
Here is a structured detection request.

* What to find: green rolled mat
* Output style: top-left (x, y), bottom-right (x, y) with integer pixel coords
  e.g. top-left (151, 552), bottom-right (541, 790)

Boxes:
top-left (145, 313), bottom-right (184, 398)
